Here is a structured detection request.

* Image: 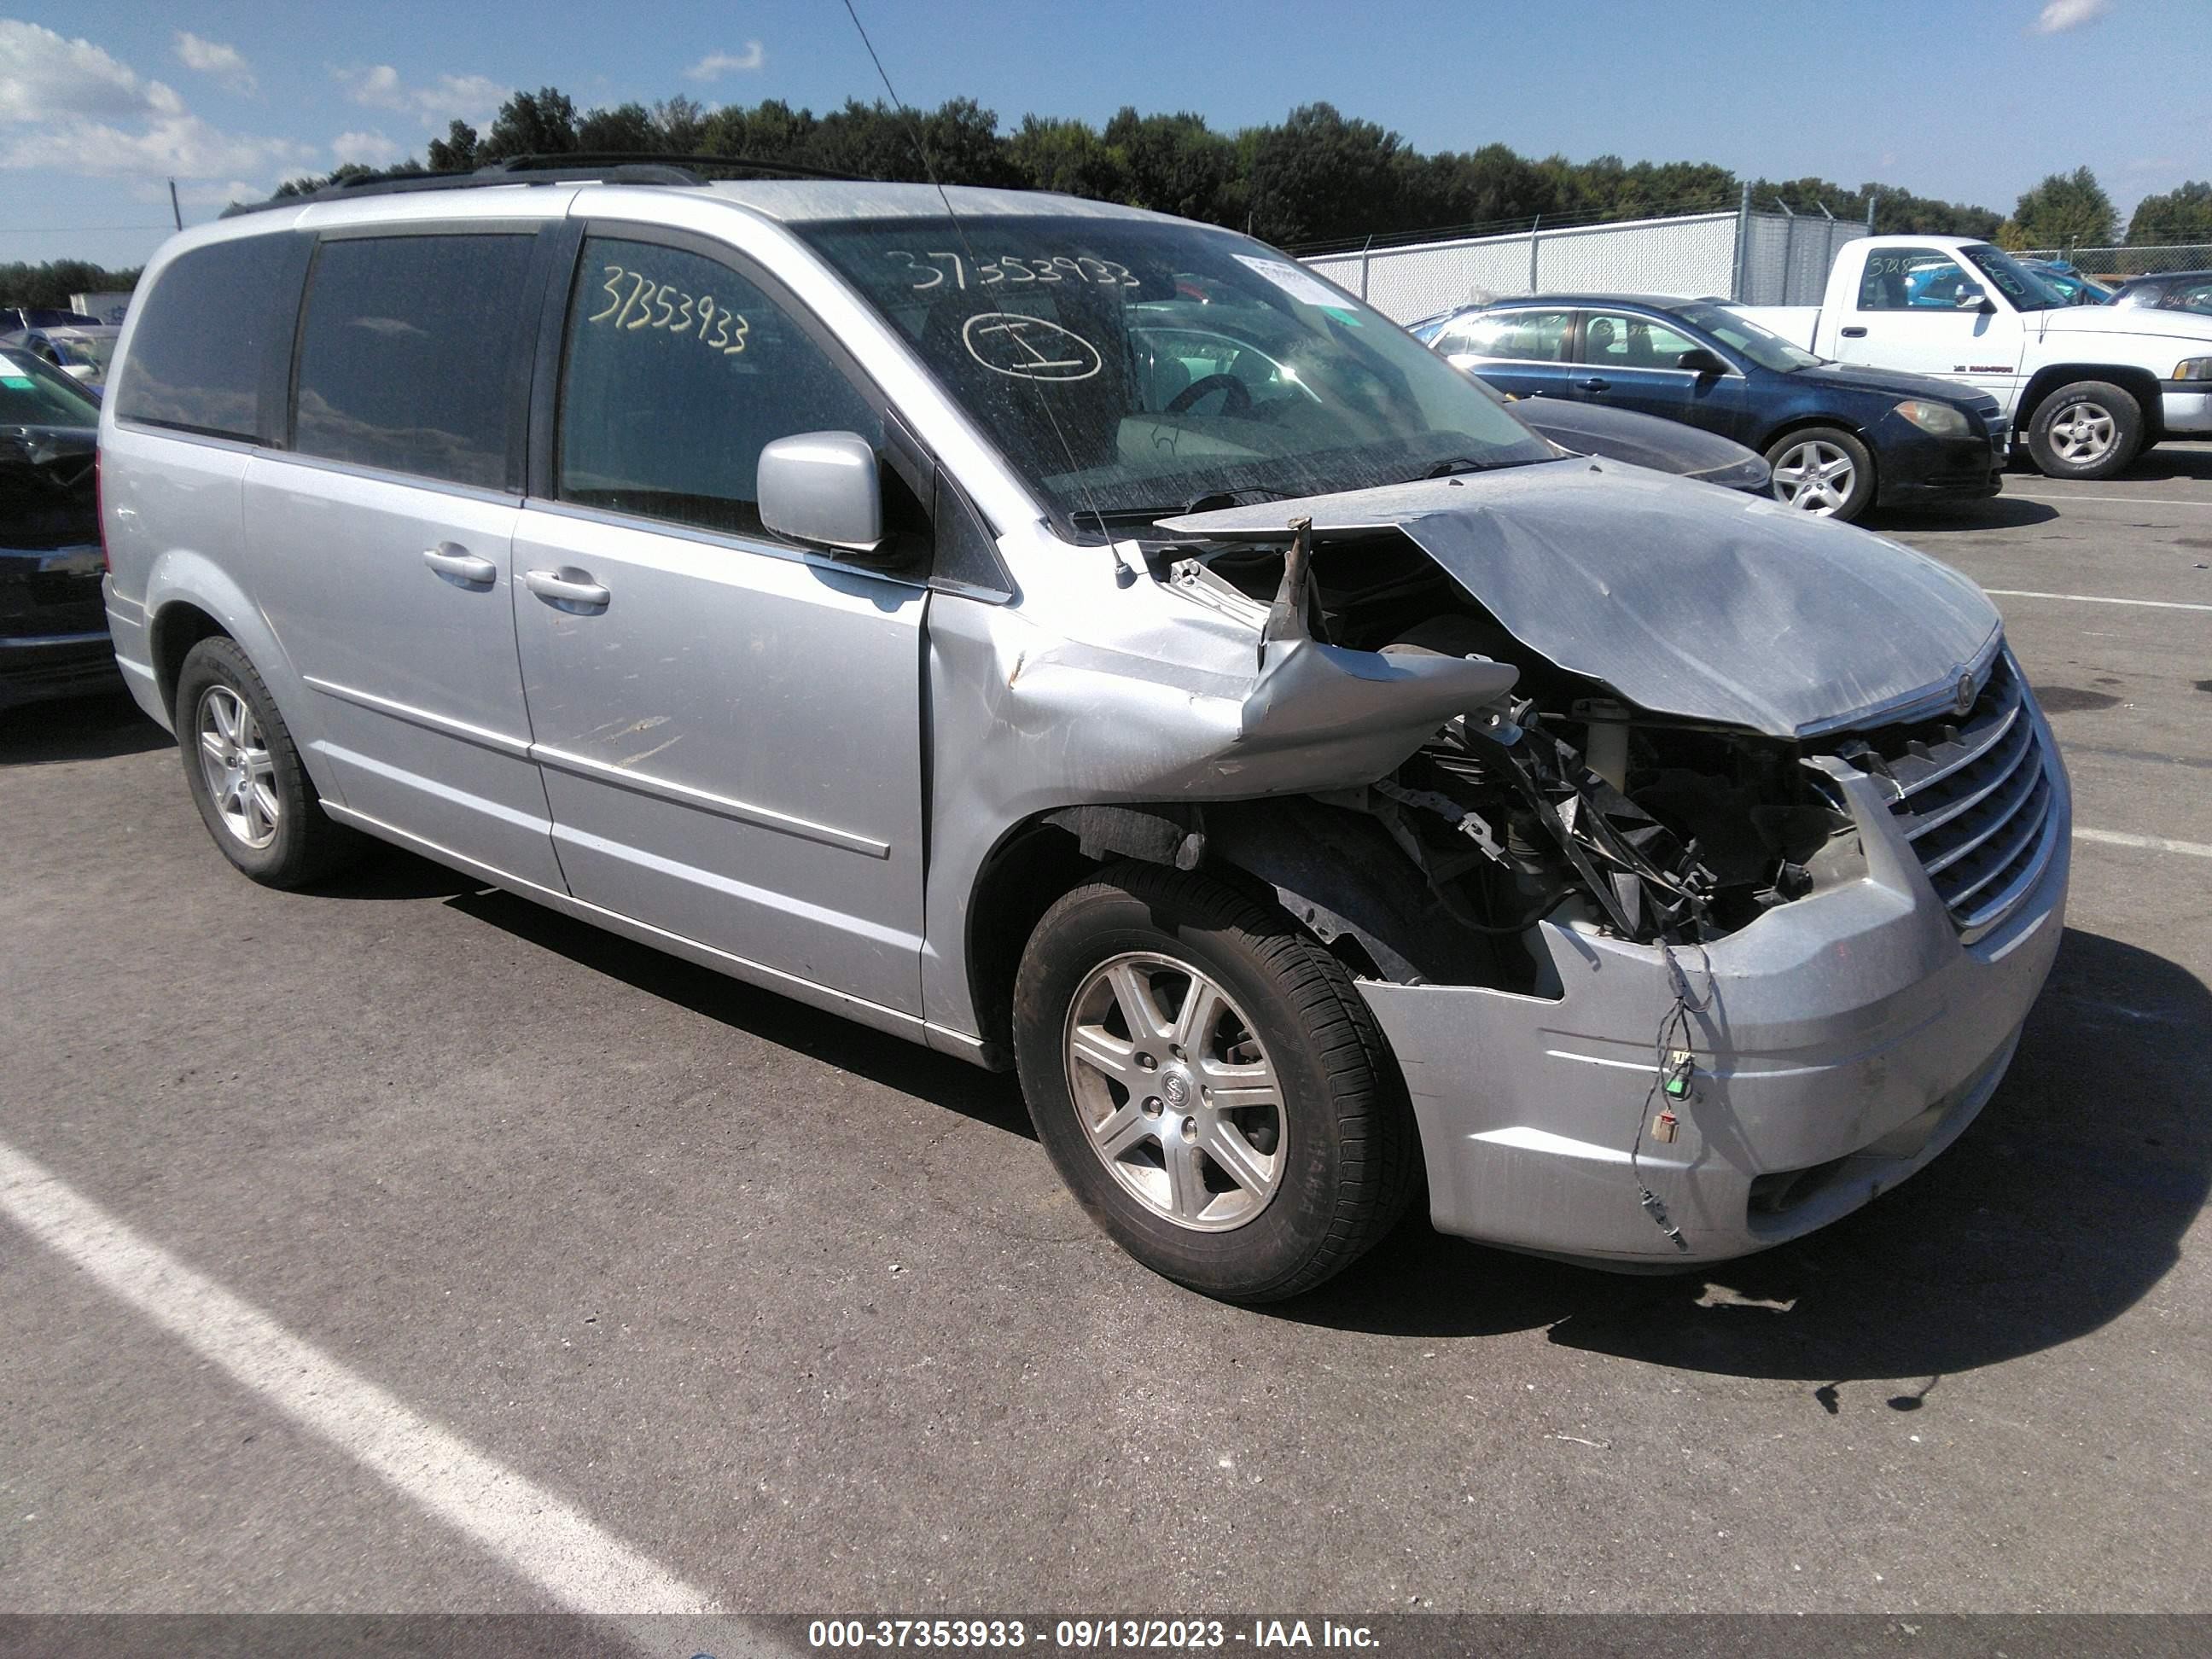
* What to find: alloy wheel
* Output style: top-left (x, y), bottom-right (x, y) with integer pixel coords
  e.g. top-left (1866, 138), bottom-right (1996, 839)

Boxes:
top-left (1062, 952), bottom-right (1287, 1232)
top-left (2047, 400), bottom-right (2116, 467)
top-left (1771, 439), bottom-right (1856, 515)
top-left (196, 684), bottom-right (279, 850)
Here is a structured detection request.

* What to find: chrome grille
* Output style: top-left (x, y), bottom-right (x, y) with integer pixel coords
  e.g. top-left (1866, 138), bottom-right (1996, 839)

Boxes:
top-left (1841, 652), bottom-right (2060, 940)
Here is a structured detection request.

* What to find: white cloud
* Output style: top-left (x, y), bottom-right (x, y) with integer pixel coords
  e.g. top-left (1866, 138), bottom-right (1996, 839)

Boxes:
top-left (335, 64), bottom-right (507, 126)
top-left (2031, 0), bottom-right (2114, 35)
top-left (0, 21), bottom-right (306, 184)
top-left (2, 108), bottom-right (311, 179)
top-left (0, 18), bottom-right (166, 121)
top-left (173, 31), bottom-right (254, 96)
top-left (683, 43), bottom-right (765, 81)
top-left (330, 129), bottom-right (402, 167)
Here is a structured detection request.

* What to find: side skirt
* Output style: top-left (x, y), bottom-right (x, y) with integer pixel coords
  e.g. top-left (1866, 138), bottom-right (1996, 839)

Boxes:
top-left (318, 800), bottom-right (992, 1066)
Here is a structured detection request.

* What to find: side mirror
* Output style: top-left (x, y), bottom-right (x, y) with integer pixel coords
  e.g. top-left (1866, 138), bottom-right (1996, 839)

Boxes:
top-left (1953, 282), bottom-right (1993, 312)
top-left (1676, 347), bottom-right (1727, 376)
top-left (758, 432), bottom-right (883, 556)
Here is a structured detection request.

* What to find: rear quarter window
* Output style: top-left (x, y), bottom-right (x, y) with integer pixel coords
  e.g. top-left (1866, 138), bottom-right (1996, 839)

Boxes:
top-left (114, 234), bottom-right (302, 440)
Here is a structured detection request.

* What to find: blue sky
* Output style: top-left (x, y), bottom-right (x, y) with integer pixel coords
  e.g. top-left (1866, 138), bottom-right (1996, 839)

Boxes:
top-left (3, 0), bottom-right (2207, 271)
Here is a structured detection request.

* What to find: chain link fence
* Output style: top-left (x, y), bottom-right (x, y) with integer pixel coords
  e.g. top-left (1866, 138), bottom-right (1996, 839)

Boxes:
top-left (1303, 208), bottom-right (1866, 323)
top-left (2019, 244), bottom-right (2212, 279)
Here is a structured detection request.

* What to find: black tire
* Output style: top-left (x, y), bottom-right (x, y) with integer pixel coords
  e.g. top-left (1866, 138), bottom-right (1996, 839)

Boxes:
top-left (1012, 862), bottom-right (1417, 1302)
top-left (1762, 426), bottom-right (1877, 521)
top-left (2027, 379), bottom-right (2143, 480)
top-left (174, 635), bottom-right (364, 888)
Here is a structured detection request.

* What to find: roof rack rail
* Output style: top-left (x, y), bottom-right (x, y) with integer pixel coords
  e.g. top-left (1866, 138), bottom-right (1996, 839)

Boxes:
top-left (221, 153), bottom-right (870, 218)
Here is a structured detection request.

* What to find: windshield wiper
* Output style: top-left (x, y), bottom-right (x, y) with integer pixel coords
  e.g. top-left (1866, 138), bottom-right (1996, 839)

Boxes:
top-left (1071, 487), bottom-right (1291, 533)
top-left (1411, 456), bottom-right (1519, 482)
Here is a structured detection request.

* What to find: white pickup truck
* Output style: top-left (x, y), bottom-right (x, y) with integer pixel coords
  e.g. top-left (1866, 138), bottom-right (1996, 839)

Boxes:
top-left (1732, 234), bottom-right (2212, 479)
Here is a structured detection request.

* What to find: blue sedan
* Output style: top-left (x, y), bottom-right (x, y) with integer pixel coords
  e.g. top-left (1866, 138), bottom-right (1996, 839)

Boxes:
top-left (1412, 294), bottom-right (2006, 521)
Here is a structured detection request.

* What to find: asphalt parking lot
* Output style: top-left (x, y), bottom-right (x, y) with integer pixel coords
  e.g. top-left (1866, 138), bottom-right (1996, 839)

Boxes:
top-left (2, 451), bottom-right (2207, 1626)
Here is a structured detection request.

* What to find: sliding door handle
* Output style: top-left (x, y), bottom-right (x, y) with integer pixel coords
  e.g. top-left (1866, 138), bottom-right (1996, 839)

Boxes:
top-left (1839, 325), bottom-right (1869, 339)
top-left (524, 568), bottom-right (611, 613)
top-left (422, 544), bottom-right (497, 587)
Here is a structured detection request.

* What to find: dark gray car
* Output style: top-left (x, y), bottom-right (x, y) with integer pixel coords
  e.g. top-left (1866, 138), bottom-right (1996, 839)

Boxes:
top-left (2110, 269), bottom-right (2212, 317)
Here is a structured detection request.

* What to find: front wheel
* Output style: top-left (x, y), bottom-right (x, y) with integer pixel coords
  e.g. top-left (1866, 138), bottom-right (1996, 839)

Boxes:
top-left (1012, 863), bottom-right (1417, 1302)
top-left (2027, 380), bottom-right (2144, 479)
top-left (1764, 427), bottom-right (1876, 521)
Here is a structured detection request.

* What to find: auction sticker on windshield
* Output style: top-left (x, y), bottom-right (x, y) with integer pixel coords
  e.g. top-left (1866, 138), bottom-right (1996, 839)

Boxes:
top-left (1233, 254), bottom-right (1356, 313)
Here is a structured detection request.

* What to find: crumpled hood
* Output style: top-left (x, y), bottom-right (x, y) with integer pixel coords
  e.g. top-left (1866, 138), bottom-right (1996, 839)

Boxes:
top-left (1157, 459), bottom-right (2002, 739)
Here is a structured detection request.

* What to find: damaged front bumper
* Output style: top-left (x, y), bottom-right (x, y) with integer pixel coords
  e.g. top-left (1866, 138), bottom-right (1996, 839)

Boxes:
top-left (1358, 713), bottom-right (2070, 1267)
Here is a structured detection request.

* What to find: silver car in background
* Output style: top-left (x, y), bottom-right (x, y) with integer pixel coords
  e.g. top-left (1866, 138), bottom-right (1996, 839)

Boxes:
top-left (98, 168), bottom-right (2068, 1301)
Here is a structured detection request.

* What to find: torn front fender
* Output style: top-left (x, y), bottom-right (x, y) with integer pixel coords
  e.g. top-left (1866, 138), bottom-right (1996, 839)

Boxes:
top-left (987, 629), bottom-right (1515, 800)
top-left (916, 542), bottom-right (1517, 1051)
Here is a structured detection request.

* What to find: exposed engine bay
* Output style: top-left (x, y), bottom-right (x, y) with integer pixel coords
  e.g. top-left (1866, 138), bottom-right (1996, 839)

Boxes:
top-left (1156, 519), bottom-right (1859, 976)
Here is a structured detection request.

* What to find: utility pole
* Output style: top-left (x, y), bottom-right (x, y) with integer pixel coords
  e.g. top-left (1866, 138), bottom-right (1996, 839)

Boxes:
top-left (1732, 180), bottom-right (1752, 300)
top-left (167, 178), bottom-right (182, 231)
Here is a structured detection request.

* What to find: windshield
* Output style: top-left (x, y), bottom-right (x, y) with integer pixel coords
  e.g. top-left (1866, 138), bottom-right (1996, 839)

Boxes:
top-left (2034, 266), bottom-right (2114, 305)
top-left (1960, 244), bottom-right (2071, 312)
top-left (1667, 301), bottom-right (1823, 371)
top-left (795, 214), bottom-right (1556, 528)
top-left (51, 332), bottom-right (117, 372)
top-left (0, 347), bottom-right (101, 425)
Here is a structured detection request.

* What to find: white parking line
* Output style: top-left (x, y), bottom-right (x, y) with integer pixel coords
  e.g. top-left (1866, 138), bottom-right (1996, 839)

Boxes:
top-left (2005, 492), bottom-right (2212, 509)
top-left (1985, 588), bottom-right (2212, 614)
top-left (2075, 827), bottom-right (2212, 859)
top-left (0, 1137), bottom-right (718, 1615)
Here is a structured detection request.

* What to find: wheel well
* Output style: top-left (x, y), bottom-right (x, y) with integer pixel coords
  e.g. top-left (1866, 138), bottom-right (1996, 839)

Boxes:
top-left (965, 819), bottom-right (1093, 1059)
top-left (2016, 364), bottom-right (2163, 440)
top-left (1755, 414), bottom-right (1871, 456)
top-left (961, 800), bottom-right (1500, 1059)
top-left (962, 808), bottom-right (1356, 1061)
top-left (1753, 416), bottom-right (1877, 496)
top-left (148, 602), bottom-right (228, 718)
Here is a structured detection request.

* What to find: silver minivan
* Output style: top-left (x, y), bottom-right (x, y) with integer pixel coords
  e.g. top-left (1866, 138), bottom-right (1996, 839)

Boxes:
top-left (99, 166), bottom-right (2069, 1301)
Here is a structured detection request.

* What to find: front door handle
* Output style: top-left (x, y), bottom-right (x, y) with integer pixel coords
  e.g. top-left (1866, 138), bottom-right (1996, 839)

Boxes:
top-left (422, 543), bottom-right (497, 587)
top-left (1840, 325), bottom-right (1869, 338)
top-left (1575, 376), bottom-right (1610, 392)
top-left (524, 568), bottom-right (611, 613)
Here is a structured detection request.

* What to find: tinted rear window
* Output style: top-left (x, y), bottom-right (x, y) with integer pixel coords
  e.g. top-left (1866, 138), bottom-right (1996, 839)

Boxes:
top-left (114, 236), bottom-right (298, 439)
top-left (293, 233), bottom-right (533, 490)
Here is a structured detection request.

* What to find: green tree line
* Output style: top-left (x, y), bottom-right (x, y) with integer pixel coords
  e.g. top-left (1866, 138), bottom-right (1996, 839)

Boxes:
top-left (13, 96), bottom-right (2212, 309)
top-left (0, 256), bottom-right (144, 311)
top-left (276, 89), bottom-right (2023, 248)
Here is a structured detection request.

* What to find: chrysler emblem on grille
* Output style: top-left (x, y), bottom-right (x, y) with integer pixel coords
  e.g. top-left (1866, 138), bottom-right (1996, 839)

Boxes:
top-left (1953, 673), bottom-right (1976, 717)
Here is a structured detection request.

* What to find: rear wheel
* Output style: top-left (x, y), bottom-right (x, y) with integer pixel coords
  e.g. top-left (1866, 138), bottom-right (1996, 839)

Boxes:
top-left (2027, 380), bottom-right (2143, 479)
top-left (1764, 427), bottom-right (1875, 521)
top-left (175, 636), bottom-right (363, 888)
top-left (1013, 863), bottom-right (1417, 1302)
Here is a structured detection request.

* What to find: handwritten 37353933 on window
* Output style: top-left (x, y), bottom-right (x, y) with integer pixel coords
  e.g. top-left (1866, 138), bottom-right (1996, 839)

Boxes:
top-left (883, 249), bottom-right (1140, 292)
top-left (586, 265), bottom-right (748, 353)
